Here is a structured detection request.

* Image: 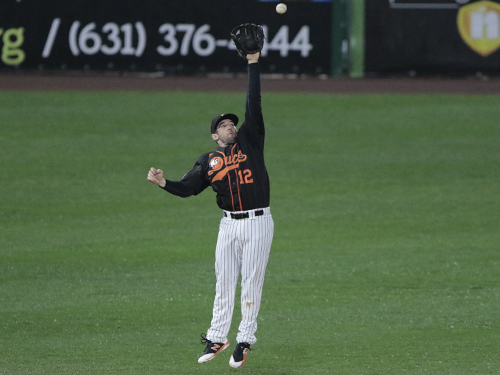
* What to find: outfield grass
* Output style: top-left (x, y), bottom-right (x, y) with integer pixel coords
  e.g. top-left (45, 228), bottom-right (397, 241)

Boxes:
top-left (1, 90), bottom-right (499, 374)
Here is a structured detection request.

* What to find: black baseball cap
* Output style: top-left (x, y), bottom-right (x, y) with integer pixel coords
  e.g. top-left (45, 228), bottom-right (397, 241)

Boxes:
top-left (211, 113), bottom-right (239, 134)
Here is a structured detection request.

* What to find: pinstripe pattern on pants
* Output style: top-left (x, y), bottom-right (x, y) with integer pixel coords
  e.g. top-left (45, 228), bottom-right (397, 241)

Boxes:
top-left (206, 207), bottom-right (274, 345)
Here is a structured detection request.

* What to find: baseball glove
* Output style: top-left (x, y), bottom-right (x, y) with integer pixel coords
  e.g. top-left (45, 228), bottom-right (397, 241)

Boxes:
top-left (230, 23), bottom-right (265, 58)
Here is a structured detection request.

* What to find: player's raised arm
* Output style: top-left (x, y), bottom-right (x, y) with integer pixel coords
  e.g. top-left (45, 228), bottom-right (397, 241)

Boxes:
top-left (230, 24), bottom-right (265, 132)
top-left (245, 53), bottom-right (262, 127)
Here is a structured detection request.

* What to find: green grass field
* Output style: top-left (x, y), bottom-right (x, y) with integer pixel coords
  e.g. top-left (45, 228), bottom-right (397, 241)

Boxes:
top-left (1, 89), bottom-right (499, 375)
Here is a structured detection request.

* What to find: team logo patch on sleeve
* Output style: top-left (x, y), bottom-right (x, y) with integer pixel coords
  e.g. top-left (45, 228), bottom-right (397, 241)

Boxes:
top-left (209, 157), bottom-right (224, 174)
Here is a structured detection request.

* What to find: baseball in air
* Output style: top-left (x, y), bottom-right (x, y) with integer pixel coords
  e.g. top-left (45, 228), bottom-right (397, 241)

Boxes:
top-left (276, 3), bottom-right (287, 14)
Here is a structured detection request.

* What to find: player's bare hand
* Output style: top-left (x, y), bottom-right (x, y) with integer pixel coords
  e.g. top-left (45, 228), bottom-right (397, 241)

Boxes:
top-left (246, 52), bottom-right (260, 64)
top-left (147, 167), bottom-right (166, 187)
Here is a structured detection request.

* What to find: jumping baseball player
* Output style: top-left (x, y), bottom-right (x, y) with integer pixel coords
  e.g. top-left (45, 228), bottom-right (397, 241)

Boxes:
top-left (147, 24), bottom-right (273, 369)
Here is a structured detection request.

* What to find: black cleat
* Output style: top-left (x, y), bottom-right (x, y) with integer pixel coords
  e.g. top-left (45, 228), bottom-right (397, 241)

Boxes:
top-left (229, 342), bottom-right (251, 368)
top-left (198, 333), bottom-right (229, 364)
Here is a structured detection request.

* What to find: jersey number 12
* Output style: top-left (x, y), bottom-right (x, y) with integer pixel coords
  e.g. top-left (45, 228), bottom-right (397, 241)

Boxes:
top-left (238, 169), bottom-right (253, 184)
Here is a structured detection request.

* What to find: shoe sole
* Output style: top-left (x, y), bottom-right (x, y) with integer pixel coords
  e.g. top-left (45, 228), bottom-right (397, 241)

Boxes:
top-left (198, 341), bottom-right (230, 364)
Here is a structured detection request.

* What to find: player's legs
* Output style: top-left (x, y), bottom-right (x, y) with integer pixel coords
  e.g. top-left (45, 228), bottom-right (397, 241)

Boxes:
top-left (206, 218), bottom-right (241, 343)
top-left (236, 213), bottom-right (274, 345)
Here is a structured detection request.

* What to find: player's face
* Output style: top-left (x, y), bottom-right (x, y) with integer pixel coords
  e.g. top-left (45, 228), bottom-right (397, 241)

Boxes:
top-left (213, 119), bottom-right (237, 146)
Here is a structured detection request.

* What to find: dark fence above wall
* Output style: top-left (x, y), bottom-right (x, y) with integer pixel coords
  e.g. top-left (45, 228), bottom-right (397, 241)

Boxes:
top-left (0, 0), bottom-right (332, 75)
top-left (365, 0), bottom-right (500, 76)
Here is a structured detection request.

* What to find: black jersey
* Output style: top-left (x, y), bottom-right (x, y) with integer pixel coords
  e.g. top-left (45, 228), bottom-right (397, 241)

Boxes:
top-left (161, 63), bottom-right (270, 212)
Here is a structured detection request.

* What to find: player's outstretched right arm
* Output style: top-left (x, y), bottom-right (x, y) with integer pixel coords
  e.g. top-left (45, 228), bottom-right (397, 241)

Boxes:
top-left (147, 155), bottom-right (210, 198)
top-left (147, 167), bottom-right (166, 187)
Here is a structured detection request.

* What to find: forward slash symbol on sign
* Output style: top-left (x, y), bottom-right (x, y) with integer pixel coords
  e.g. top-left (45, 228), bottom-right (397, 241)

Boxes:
top-left (42, 18), bottom-right (61, 58)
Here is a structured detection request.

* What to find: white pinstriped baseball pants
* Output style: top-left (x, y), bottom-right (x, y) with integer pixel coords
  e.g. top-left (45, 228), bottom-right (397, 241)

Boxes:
top-left (206, 207), bottom-right (274, 345)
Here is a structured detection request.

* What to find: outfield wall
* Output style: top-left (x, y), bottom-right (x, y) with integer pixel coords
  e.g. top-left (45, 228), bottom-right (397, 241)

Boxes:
top-left (1, 0), bottom-right (499, 76)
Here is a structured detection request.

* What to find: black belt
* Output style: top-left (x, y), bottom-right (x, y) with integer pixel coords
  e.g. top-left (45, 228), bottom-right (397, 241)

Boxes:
top-left (224, 209), bottom-right (264, 220)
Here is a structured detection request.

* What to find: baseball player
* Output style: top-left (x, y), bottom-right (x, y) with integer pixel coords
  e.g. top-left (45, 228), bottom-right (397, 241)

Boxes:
top-left (147, 42), bottom-right (273, 368)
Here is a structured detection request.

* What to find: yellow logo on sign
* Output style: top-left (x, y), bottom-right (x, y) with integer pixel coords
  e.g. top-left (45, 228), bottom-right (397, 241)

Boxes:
top-left (457, 1), bottom-right (500, 57)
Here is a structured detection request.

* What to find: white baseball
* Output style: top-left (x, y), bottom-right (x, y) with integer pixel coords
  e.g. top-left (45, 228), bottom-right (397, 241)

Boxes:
top-left (276, 3), bottom-right (287, 14)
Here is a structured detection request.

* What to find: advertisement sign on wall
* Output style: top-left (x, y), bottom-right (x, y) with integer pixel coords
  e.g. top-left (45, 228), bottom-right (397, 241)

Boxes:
top-left (0, 0), bottom-right (331, 74)
top-left (366, 0), bottom-right (500, 75)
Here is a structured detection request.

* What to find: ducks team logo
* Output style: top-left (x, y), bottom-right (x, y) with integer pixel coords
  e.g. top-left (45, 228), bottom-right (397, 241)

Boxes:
top-left (457, 1), bottom-right (500, 56)
top-left (209, 157), bottom-right (224, 173)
